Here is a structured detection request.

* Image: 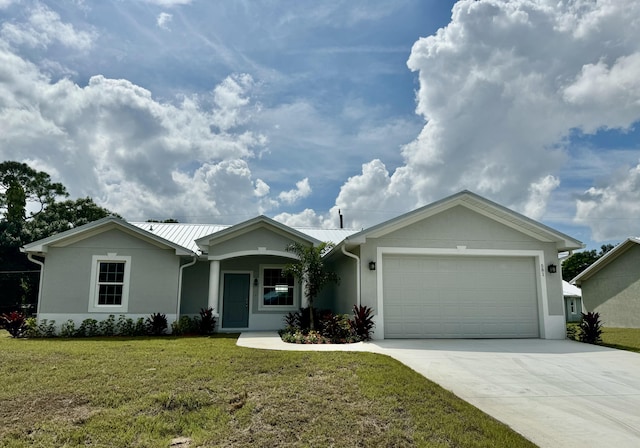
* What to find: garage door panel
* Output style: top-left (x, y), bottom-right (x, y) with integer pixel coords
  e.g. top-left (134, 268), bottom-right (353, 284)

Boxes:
top-left (383, 255), bottom-right (539, 338)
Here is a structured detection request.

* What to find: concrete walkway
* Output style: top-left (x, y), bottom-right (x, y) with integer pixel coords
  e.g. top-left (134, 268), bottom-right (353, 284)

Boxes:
top-left (237, 332), bottom-right (640, 448)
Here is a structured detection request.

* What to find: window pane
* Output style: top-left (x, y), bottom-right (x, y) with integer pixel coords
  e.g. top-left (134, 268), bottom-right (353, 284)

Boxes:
top-left (98, 284), bottom-right (123, 305)
top-left (262, 268), bottom-right (294, 306)
top-left (99, 262), bottom-right (125, 283)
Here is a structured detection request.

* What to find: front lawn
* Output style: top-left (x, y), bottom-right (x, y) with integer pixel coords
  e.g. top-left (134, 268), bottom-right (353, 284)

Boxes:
top-left (601, 327), bottom-right (640, 353)
top-left (0, 331), bottom-right (535, 447)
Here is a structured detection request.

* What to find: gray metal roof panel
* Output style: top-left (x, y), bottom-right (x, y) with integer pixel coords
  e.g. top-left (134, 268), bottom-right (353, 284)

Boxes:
top-left (131, 222), bottom-right (358, 253)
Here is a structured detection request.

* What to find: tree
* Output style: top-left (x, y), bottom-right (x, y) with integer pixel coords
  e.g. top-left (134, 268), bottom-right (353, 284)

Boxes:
top-left (0, 161), bottom-right (68, 224)
top-left (25, 197), bottom-right (118, 242)
top-left (283, 242), bottom-right (339, 330)
top-left (0, 161), bottom-right (116, 313)
top-left (562, 244), bottom-right (615, 281)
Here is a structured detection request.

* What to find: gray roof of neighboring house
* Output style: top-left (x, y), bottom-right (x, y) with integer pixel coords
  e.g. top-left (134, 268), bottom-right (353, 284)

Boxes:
top-left (132, 221), bottom-right (359, 254)
top-left (572, 237), bottom-right (640, 285)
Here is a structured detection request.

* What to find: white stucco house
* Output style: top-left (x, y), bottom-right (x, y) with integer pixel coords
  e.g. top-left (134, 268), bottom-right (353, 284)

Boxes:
top-left (22, 191), bottom-right (583, 339)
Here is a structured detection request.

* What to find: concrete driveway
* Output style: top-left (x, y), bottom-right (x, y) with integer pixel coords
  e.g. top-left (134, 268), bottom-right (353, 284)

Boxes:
top-left (238, 333), bottom-right (640, 447)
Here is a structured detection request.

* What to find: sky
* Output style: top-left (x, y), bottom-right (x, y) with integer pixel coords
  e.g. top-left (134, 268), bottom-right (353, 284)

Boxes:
top-left (1, 0), bottom-right (640, 252)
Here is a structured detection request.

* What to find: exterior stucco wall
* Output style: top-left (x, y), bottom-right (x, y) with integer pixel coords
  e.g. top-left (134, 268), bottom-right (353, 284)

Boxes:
top-left (38, 228), bottom-right (180, 318)
top-left (581, 245), bottom-right (640, 327)
top-left (322, 250), bottom-right (359, 314)
top-left (180, 260), bottom-right (209, 315)
top-left (335, 205), bottom-right (564, 324)
top-left (208, 227), bottom-right (309, 257)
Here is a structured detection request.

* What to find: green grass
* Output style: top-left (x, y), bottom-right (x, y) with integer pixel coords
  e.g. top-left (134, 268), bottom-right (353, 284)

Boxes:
top-left (601, 327), bottom-right (640, 353)
top-left (0, 331), bottom-right (535, 448)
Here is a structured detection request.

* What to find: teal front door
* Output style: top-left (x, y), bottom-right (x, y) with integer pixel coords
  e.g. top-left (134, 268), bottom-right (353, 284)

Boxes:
top-left (222, 273), bottom-right (250, 328)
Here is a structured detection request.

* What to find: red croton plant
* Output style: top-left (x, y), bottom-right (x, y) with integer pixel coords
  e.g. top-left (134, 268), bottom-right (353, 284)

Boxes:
top-left (0, 311), bottom-right (26, 338)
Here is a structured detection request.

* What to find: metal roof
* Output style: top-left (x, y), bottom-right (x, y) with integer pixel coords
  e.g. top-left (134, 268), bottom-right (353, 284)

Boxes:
top-left (131, 222), bottom-right (358, 254)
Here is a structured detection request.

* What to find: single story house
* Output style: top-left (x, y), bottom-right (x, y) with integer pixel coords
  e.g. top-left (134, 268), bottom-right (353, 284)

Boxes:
top-left (562, 280), bottom-right (582, 323)
top-left (23, 190), bottom-right (583, 339)
top-left (572, 237), bottom-right (640, 328)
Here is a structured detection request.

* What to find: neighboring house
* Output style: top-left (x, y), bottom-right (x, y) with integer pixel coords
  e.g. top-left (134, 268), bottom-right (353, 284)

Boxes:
top-left (562, 280), bottom-right (582, 323)
top-left (572, 237), bottom-right (640, 328)
top-left (23, 190), bottom-right (583, 339)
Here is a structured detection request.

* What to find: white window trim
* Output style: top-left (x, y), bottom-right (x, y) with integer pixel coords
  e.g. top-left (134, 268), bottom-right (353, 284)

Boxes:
top-left (88, 254), bottom-right (132, 313)
top-left (258, 264), bottom-right (298, 311)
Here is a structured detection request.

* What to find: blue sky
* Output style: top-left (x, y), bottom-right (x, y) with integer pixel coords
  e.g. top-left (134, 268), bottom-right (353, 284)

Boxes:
top-left (1, 0), bottom-right (640, 251)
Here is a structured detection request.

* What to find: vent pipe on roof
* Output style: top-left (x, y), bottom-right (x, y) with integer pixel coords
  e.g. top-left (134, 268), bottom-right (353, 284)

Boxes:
top-left (339, 209), bottom-right (343, 229)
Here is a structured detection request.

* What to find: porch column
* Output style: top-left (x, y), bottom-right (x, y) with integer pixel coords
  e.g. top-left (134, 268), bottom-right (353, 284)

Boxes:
top-left (208, 260), bottom-right (220, 312)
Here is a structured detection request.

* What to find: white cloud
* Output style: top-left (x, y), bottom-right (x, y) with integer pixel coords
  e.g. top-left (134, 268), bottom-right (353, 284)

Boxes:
top-left (143, 0), bottom-right (192, 6)
top-left (278, 178), bottom-right (312, 205)
top-left (0, 27), bottom-right (271, 222)
top-left (1, 3), bottom-right (95, 50)
top-left (156, 12), bottom-right (173, 30)
top-left (0, 0), bottom-right (17, 9)
top-left (212, 73), bottom-right (255, 131)
top-left (302, 0), bottom-right (640, 231)
top-left (523, 175), bottom-right (560, 221)
top-left (575, 163), bottom-right (640, 241)
top-left (254, 179), bottom-right (270, 197)
top-left (274, 208), bottom-right (325, 228)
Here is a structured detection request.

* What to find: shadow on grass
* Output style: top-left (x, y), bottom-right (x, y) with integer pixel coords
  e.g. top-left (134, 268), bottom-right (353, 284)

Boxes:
top-left (13, 333), bottom-right (241, 342)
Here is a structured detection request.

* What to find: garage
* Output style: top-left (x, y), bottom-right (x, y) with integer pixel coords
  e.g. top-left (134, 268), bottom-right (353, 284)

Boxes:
top-left (382, 254), bottom-right (540, 338)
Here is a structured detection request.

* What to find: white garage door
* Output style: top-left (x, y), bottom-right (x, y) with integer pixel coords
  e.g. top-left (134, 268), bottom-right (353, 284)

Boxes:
top-left (383, 255), bottom-right (540, 338)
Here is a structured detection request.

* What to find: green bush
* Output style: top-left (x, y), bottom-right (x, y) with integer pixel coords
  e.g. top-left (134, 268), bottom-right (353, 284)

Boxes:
top-left (76, 319), bottom-right (99, 337)
top-left (98, 315), bottom-right (116, 336)
top-left (24, 317), bottom-right (38, 338)
top-left (171, 315), bottom-right (198, 336)
top-left (280, 306), bottom-right (373, 344)
top-left (116, 315), bottom-right (136, 336)
top-left (60, 320), bottom-right (76, 338)
top-left (566, 323), bottom-right (580, 341)
top-left (39, 319), bottom-right (57, 337)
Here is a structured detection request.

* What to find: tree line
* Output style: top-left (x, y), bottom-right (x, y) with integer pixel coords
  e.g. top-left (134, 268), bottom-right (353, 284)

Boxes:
top-left (0, 161), bottom-right (115, 313)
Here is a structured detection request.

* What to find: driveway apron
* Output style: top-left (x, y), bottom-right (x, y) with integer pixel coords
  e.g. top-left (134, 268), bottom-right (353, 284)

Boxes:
top-left (238, 333), bottom-right (640, 448)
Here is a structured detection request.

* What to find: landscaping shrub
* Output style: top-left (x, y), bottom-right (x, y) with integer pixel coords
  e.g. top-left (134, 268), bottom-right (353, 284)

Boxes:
top-left (60, 320), bottom-right (76, 338)
top-left (146, 313), bottom-right (168, 335)
top-left (280, 305), bottom-right (375, 344)
top-left (98, 314), bottom-right (116, 336)
top-left (21, 318), bottom-right (57, 338)
top-left (0, 311), bottom-right (26, 338)
top-left (134, 317), bottom-right (147, 336)
top-left (566, 323), bottom-right (580, 341)
top-left (283, 310), bottom-right (299, 331)
top-left (116, 315), bottom-right (137, 336)
top-left (171, 315), bottom-right (198, 336)
top-left (76, 318), bottom-right (100, 337)
top-left (320, 311), bottom-right (357, 343)
top-left (579, 311), bottom-right (603, 344)
top-left (24, 317), bottom-right (38, 337)
top-left (37, 319), bottom-right (57, 338)
top-left (352, 305), bottom-right (375, 341)
top-left (198, 307), bottom-right (217, 335)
